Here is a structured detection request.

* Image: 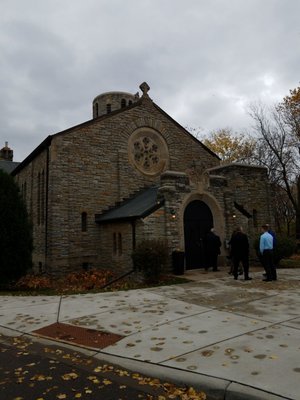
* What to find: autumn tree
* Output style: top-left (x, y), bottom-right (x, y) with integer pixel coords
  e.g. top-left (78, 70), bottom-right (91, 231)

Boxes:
top-left (0, 169), bottom-right (33, 284)
top-left (278, 86), bottom-right (300, 139)
top-left (201, 128), bottom-right (255, 163)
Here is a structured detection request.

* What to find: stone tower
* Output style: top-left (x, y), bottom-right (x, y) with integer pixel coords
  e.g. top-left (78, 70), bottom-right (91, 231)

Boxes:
top-left (92, 91), bottom-right (139, 118)
top-left (0, 142), bottom-right (13, 161)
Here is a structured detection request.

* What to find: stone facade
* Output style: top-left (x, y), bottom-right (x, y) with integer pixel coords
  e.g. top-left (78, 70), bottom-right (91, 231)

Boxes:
top-left (12, 82), bottom-right (273, 275)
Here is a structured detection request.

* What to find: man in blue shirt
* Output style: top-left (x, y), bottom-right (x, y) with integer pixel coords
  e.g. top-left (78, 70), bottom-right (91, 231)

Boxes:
top-left (260, 224), bottom-right (276, 281)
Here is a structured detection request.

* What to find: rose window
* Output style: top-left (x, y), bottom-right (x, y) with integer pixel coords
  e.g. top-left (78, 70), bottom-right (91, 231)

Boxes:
top-left (128, 129), bottom-right (169, 176)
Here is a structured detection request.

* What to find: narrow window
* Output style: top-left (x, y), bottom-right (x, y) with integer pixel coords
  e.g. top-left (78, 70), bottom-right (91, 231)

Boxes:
top-left (121, 99), bottom-right (126, 108)
top-left (22, 181), bottom-right (27, 202)
top-left (95, 103), bottom-right (99, 117)
top-left (81, 212), bottom-right (87, 232)
top-left (128, 100), bottom-right (132, 106)
top-left (24, 181), bottom-right (27, 203)
top-left (37, 172), bottom-right (41, 225)
top-left (106, 103), bottom-right (111, 114)
top-left (118, 233), bottom-right (122, 255)
top-left (41, 170), bottom-right (45, 224)
top-left (113, 233), bottom-right (117, 255)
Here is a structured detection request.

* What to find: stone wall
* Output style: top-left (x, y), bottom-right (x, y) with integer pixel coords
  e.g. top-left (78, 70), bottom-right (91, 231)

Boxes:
top-left (14, 94), bottom-right (220, 274)
top-left (13, 89), bottom-right (273, 275)
top-left (209, 163), bottom-right (273, 256)
top-left (14, 148), bottom-right (48, 271)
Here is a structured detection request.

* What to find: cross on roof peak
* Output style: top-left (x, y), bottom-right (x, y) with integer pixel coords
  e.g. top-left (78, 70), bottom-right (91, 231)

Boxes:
top-left (139, 82), bottom-right (150, 96)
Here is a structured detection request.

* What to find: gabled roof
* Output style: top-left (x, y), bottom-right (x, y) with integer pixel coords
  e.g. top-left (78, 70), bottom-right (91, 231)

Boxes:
top-left (95, 186), bottom-right (164, 223)
top-left (11, 100), bottom-right (143, 175)
top-left (12, 88), bottom-right (220, 176)
top-left (152, 102), bottom-right (220, 160)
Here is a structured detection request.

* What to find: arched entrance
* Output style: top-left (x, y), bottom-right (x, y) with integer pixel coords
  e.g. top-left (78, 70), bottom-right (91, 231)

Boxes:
top-left (184, 200), bottom-right (213, 269)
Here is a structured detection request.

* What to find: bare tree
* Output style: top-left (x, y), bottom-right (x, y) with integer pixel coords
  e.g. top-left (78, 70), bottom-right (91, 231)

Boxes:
top-left (249, 102), bottom-right (300, 237)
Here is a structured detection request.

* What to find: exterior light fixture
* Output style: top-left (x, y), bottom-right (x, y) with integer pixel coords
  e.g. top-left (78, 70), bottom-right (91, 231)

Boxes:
top-left (170, 209), bottom-right (176, 219)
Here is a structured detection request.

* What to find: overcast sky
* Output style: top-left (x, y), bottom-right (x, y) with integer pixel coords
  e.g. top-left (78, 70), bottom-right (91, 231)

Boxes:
top-left (1, 0), bottom-right (299, 162)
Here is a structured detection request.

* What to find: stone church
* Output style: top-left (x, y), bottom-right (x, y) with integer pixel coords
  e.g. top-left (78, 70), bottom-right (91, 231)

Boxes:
top-left (11, 82), bottom-right (272, 275)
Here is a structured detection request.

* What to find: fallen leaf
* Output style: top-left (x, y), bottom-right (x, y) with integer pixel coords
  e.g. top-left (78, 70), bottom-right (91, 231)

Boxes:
top-left (61, 372), bottom-right (79, 380)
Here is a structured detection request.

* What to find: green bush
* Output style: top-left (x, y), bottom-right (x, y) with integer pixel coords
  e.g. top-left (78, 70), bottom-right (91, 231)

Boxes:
top-left (254, 235), bottom-right (296, 266)
top-left (131, 239), bottom-right (168, 284)
top-left (0, 170), bottom-right (33, 284)
top-left (273, 236), bottom-right (297, 265)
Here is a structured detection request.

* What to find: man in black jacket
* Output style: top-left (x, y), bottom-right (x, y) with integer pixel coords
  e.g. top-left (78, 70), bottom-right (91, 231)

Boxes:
top-left (229, 226), bottom-right (252, 280)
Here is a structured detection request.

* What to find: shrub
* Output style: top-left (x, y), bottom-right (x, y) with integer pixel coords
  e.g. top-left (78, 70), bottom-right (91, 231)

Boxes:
top-left (254, 235), bottom-right (296, 266)
top-left (132, 239), bottom-right (168, 284)
top-left (63, 269), bottom-right (115, 291)
top-left (13, 269), bottom-right (115, 293)
top-left (273, 236), bottom-right (296, 266)
top-left (0, 170), bottom-right (33, 284)
top-left (15, 274), bottom-right (52, 290)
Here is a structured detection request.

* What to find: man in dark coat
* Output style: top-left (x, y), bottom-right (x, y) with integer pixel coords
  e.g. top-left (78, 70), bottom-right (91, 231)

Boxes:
top-left (229, 226), bottom-right (252, 280)
top-left (205, 228), bottom-right (222, 271)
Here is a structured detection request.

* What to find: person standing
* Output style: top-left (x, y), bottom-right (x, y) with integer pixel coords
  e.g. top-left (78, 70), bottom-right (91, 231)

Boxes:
top-left (266, 224), bottom-right (277, 248)
top-left (260, 224), bottom-right (276, 281)
top-left (205, 228), bottom-right (221, 271)
top-left (228, 229), bottom-right (243, 276)
top-left (230, 226), bottom-right (252, 280)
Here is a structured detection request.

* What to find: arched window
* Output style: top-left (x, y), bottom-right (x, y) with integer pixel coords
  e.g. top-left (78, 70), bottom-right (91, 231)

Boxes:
top-left (81, 212), bottom-right (87, 232)
top-left (128, 100), bottom-right (132, 106)
top-left (121, 99), bottom-right (126, 108)
top-left (106, 103), bottom-right (111, 114)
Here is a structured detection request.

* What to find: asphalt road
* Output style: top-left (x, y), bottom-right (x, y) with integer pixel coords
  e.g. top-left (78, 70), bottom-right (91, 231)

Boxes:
top-left (0, 334), bottom-right (206, 400)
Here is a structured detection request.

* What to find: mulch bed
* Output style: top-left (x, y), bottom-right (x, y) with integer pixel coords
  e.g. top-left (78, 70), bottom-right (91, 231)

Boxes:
top-left (33, 322), bottom-right (124, 349)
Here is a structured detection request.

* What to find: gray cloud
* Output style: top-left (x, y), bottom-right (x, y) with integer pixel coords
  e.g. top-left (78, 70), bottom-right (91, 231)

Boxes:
top-left (1, 0), bottom-right (299, 161)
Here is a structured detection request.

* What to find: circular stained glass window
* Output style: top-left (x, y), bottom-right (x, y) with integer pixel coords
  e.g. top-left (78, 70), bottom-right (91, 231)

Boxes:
top-left (128, 128), bottom-right (169, 176)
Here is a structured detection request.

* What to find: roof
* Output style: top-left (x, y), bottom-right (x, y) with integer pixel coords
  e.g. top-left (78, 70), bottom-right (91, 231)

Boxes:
top-left (0, 160), bottom-right (20, 174)
top-left (12, 89), bottom-right (220, 176)
top-left (11, 100), bottom-right (142, 175)
top-left (95, 186), bottom-right (164, 223)
top-left (11, 136), bottom-right (53, 176)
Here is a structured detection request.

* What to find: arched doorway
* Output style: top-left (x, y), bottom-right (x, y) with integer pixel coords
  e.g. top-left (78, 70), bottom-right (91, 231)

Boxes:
top-left (184, 200), bottom-right (213, 269)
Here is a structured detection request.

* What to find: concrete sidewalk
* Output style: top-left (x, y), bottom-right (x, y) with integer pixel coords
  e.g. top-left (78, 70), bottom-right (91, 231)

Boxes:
top-left (0, 267), bottom-right (299, 400)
